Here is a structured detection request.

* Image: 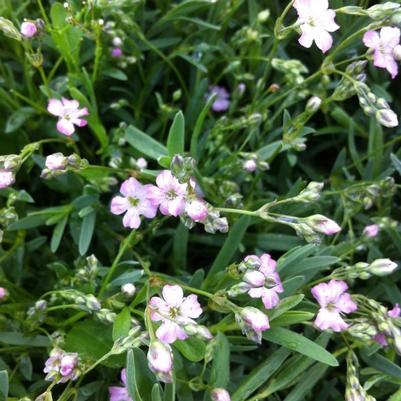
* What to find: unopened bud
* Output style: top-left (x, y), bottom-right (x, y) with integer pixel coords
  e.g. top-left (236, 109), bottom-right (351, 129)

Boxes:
top-left (121, 283), bottom-right (136, 297)
top-left (368, 258), bottom-right (397, 276)
top-left (147, 341), bottom-right (173, 383)
top-left (211, 388), bottom-right (231, 401)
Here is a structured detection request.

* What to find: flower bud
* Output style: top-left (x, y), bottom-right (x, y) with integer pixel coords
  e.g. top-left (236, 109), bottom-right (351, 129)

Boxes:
top-left (147, 341), bottom-right (173, 383)
top-left (136, 157), bottom-right (147, 170)
top-left (0, 170), bottom-right (15, 189)
top-left (236, 307), bottom-right (270, 344)
top-left (112, 36), bottom-right (123, 47)
top-left (121, 283), bottom-right (136, 297)
top-left (0, 287), bottom-right (9, 300)
top-left (362, 224), bottom-right (379, 238)
top-left (297, 181), bottom-right (324, 202)
top-left (45, 153), bottom-right (68, 171)
top-left (304, 214), bottom-right (341, 235)
top-left (185, 199), bottom-right (209, 222)
top-left (243, 270), bottom-right (265, 287)
top-left (211, 388), bottom-right (231, 401)
top-left (367, 2), bottom-right (400, 19)
top-left (306, 96), bottom-right (322, 113)
top-left (20, 21), bottom-right (37, 38)
top-left (111, 48), bottom-right (123, 58)
top-left (243, 159), bottom-right (257, 172)
top-left (376, 109), bottom-right (398, 128)
top-left (368, 258), bottom-right (397, 276)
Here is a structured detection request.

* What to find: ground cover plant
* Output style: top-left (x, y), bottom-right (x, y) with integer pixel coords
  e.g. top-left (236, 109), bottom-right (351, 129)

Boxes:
top-left (1, 0), bottom-right (401, 400)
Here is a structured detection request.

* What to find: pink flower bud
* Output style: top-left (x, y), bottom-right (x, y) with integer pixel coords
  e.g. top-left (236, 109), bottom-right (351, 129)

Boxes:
top-left (185, 199), bottom-right (209, 222)
top-left (389, 304), bottom-right (401, 318)
top-left (243, 159), bottom-right (257, 172)
top-left (111, 47), bottom-right (123, 58)
top-left (147, 341), bottom-right (173, 383)
top-left (45, 153), bottom-right (68, 170)
top-left (304, 214), bottom-right (341, 235)
top-left (243, 270), bottom-right (265, 287)
top-left (362, 224), bottom-right (379, 238)
top-left (20, 21), bottom-right (37, 38)
top-left (241, 307), bottom-right (270, 332)
top-left (211, 388), bottom-right (231, 401)
top-left (136, 157), bottom-right (147, 170)
top-left (60, 354), bottom-right (78, 377)
top-left (0, 170), bottom-right (15, 189)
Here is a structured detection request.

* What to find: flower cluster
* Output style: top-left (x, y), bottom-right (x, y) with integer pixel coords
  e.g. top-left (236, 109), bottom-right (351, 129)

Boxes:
top-left (228, 254), bottom-right (283, 310)
top-left (41, 153), bottom-right (88, 179)
top-left (44, 348), bottom-right (80, 383)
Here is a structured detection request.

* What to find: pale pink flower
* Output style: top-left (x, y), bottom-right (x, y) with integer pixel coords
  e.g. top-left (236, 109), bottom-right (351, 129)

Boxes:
top-left (293, 0), bottom-right (339, 53)
top-left (243, 159), bottom-right (257, 172)
top-left (45, 153), bottom-right (67, 170)
top-left (110, 177), bottom-right (157, 229)
top-left (363, 27), bottom-right (401, 79)
top-left (109, 369), bottom-right (132, 401)
top-left (363, 224), bottom-right (379, 238)
top-left (207, 86), bottom-right (230, 112)
top-left (147, 340), bottom-right (173, 383)
top-left (244, 254), bottom-right (283, 310)
top-left (20, 21), bottom-right (37, 38)
top-left (147, 170), bottom-right (187, 217)
top-left (149, 284), bottom-right (203, 344)
top-left (0, 170), bottom-right (15, 189)
top-left (311, 280), bottom-right (357, 332)
top-left (211, 388), bottom-right (231, 401)
top-left (236, 306), bottom-right (270, 343)
top-left (185, 199), bottom-right (209, 222)
top-left (47, 98), bottom-right (89, 136)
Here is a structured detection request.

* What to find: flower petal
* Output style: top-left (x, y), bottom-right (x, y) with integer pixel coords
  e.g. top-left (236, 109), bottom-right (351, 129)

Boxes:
top-left (56, 119), bottom-right (75, 136)
top-left (110, 196), bottom-right (129, 215)
top-left (179, 294), bottom-right (202, 318)
top-left (162, 285), bottom-right (184, 307)
top-left (122, 209), bottom-right (141, 229)
top-left (47, 99), bottom-right (64, 116)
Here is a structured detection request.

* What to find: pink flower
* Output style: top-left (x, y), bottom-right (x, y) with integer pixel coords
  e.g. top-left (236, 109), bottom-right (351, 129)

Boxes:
top-left (363, 27), bottom-right (400, 79)
top-left (147, 340), bottom-right (173, 383)
top-left (47, 98), bottom-right (89, 136)
top-left (211, 388), bottom-right (231, 401)
top-left (236, 307), bottom-right (270, 343)
top-left (388, 304), bottom-right (401, 318)
top-left (147, 170), bottom-right (187, 217)
top-left (44, 349), bottom-right (80, 383)
top-left (311, 280), bottom-right (357, 332)
top-left (0, 287), bottom-right (8, 300)
top-left (20, 21), bottom-right (37, 38)
top-left (110, 177), bottom-right (157, 229)
top-left (149, 284), bottom-right (203, 344)
top-left (304, 214), bottom-right (341, 235)
top-left (0, 170), bottom-right (15, 189)
top-left (185, 199), bottom-right (209, 222)
top-left (243, 254), bottom-right (283, 310)
top-left (109, 369), bottom-right (132, 401)
top-left (111, 48), bottom-right (123, 58)
top-left (363, 224), bottom-right (379, 238)
top-left (207, 86), bottom-right (230, 112)
top-left (45, 153), bottom-right (67, 170)
top-left (293, 0), bottom-right (339, 53)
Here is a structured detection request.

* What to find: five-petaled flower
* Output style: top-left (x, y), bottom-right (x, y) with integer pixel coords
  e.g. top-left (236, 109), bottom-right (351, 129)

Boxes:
top-left (47, 98), bottom-right (89, 136)
top-left (363, 27), bottom-right (401, 79)
top-left (149, 285), bottom-right (203, 344)
top-left (311, 280), bottom-right (357, 332)
top-left (147, 170), bottom-right (188, 217)
top-left (293, 0), bottom-right (339, 53)
top-left (207, 86), bottom-right (230, 112)
top-left (110, 177), bottom-right (158, 229)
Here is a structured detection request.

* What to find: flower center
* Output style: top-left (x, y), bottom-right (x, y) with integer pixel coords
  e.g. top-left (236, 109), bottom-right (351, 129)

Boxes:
top-left (308, 17), bottom-right (316, 27)
top-left (166, 190), bottom-right (177, 200)
top-left (169, 307), bottom-right (179, 318)
top-left (128, 196), bottom-right (139, 207)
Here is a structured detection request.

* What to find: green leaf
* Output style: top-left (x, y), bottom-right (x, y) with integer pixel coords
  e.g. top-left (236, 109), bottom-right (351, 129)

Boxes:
top-left (51, 215), bottom-right (68, 253)
top-left (391, 153), bottom-right (401, 177)
top-left (174, 337), bottom-right (206, 362)
top-left (0, 371), bottom-right (8, 401)
top-left (270, 311), bottom-right (315, 327)
top-left (152, 384), bottom-right (163, 401)
top-left (167, 111), bottom-right (185, 156)
top-left (269, 295), bottom-right (305, 320)
top-left (263, 328), bottom-right (338, 367)
top-left (125, 125), bottom-right (168, 160)
top-left (204, 216), bottom-right (251, 290)
top-left (0, 332), bottom-right (49, 347)
top-left (79, 211), bottom-right (96, 255)
top-left (127, 349), bottom-right (155, 401)
top-left (210, 332), bottom-right (230, 388)
top-left (360, 347), bottom-right (401, 379)
top-left (164, 383), bottom-right (175, 401)
top-left (112, 308), bottom-right (131, 341)
top-left (232, 347), bottom-right (290, 401)
top-left (5, 107), bottom-right (36, 133)
top-left (276, 244), bottom-right (317, 273)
